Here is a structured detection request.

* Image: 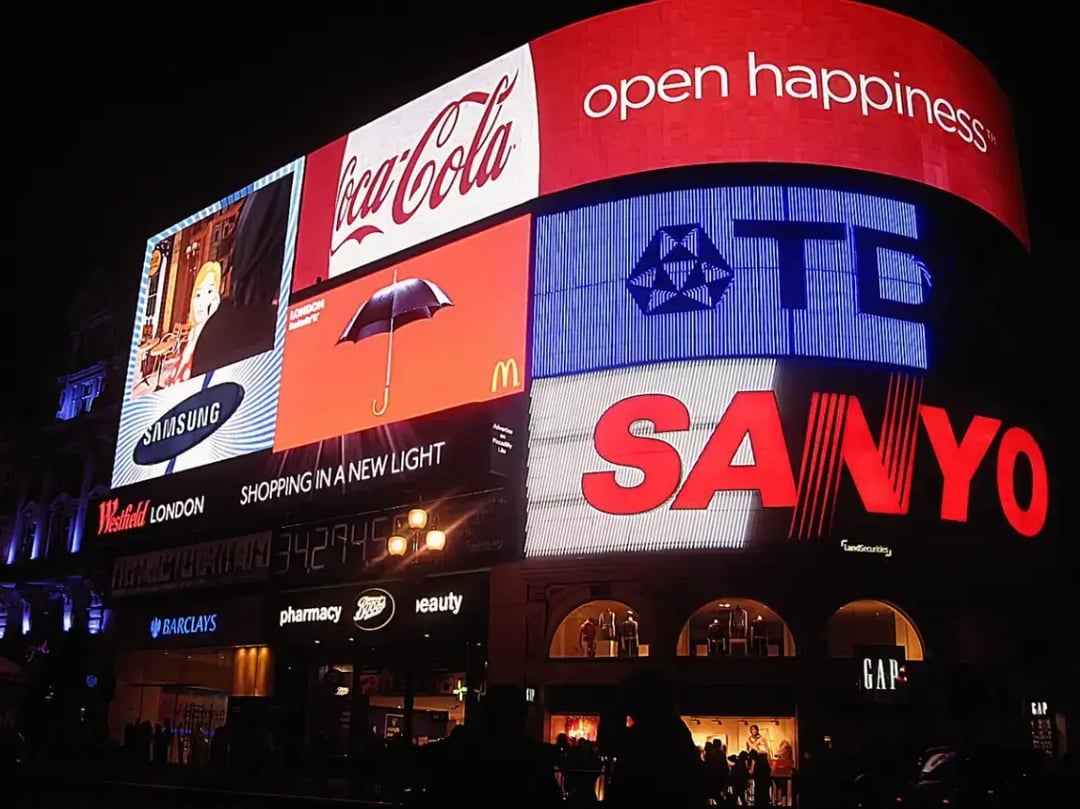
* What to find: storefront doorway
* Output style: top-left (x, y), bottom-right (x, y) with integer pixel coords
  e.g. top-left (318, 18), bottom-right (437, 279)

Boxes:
top-left (110, 645), bottom-right (273, 762)
top-left (287, 641), bottom-right (484, 757)
top-left (108, 593), bottom-right (269, 765)
top-left (272, 572), bottom-right (489, 756)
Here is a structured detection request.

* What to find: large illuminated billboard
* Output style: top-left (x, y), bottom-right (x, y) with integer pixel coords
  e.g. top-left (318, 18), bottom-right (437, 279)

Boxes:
top-left (525, 360), bottom-right (1049, 557)
top-left (530, 0), bottom-right (1027, 246)
top-left (113, 163), bottom-right (303, 488)
top-left (288, 0), bottom-right (1025, 299)
top-left (523, 181), bottom-right (1047, 558)
top-left (533, 185), bottom-right (930, 378)
top-left (102, 0), bottom-right (1034, 554)
top-left (100, 215), bottom-right (531, 541)
top-left (291, 46), bottom-right (540, 293)
top-left (275, 215), bottom-right (530, 451)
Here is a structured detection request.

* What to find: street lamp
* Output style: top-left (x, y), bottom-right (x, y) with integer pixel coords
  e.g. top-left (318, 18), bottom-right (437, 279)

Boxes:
top-left (408, 508), bottom-right (428, 530)
top-left (425, 529), bottom-right (446, 551)
top-left (384, 505), bottom-right (449, 745)
top-left (387, 507), bottom-right (446, 558)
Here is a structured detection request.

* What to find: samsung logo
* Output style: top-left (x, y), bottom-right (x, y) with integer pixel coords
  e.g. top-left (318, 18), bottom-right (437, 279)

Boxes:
top-left (133, 382), bottom-right (244, 465)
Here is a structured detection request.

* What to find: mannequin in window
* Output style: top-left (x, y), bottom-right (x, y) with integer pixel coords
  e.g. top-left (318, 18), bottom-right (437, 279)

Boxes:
top-left (706, 615), bottom-right (726, 657)
top-left (598, 607), bottom-right (617, 642)
top-left (745, 724), bottom-right (770, 756)
top-left (728, 604), bottom-right (749, 655)
top-left (618, 610), bottom-right (640, 657)
top-left (579, 617), bottom-right (597, 657)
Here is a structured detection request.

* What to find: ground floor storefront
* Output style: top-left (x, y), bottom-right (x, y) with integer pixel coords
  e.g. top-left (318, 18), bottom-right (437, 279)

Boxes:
top-left (487, 552), bottom-right (1060, 802)
top-left (107, 592), bottom-right (269, 764)
top-left (270, 571), bottom-right (490, 757)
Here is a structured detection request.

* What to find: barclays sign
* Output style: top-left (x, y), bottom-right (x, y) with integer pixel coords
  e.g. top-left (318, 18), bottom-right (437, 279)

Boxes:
top-left (149, 613), bottom-right (219, 639)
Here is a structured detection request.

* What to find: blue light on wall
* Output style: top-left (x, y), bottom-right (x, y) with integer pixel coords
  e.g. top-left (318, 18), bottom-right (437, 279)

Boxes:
top-left (87, 591), bottom-right (103, 635)
top-left (532, 185), bottom-right (931, 378)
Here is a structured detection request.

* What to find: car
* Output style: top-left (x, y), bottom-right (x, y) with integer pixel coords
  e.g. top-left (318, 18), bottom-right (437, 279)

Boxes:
top-left (894, 746), bottom-right (1053, 808)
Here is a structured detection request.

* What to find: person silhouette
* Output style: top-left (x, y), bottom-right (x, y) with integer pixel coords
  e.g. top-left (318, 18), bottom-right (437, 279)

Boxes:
top-left (423, 684), bottom-right (560, 807)
top-left (604, 670), bottom-right (706, 808)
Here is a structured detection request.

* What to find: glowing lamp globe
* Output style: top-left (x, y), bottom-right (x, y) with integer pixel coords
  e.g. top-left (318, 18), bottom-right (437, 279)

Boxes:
top-left (408, 508), bottom-right (428, 530)
top-left (387, 535), bottom-right (408, 557)
top-left (425, 529), bottom-right (447, 552)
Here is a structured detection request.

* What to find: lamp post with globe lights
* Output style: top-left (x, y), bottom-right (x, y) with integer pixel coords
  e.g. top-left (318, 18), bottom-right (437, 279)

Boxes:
top-left (387, 505), bottom-right (448, 743)
top-left (387, 507), bottom-right (447, 560)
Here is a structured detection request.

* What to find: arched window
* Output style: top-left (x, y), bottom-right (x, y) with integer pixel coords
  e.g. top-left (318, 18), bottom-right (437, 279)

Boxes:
top-left (824, 600), bottom-right (924, 660)
top-left (549, 600), bottom-right (646, 659)
top-left (678, 599), bottom-right (795, 657)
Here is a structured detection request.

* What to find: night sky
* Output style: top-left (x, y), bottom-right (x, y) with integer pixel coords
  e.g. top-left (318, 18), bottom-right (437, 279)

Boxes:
top-left (11, 3), bottom-right (1065, 426)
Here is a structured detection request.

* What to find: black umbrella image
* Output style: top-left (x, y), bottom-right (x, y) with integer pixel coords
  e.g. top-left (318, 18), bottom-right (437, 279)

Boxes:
top-left (337, 269), bottom-right (454, 416)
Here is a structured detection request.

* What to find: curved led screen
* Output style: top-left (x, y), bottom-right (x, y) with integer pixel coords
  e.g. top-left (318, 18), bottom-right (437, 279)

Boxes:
top-left (291, 0), bottom-right (1024, 299)
top-left (533, 184), bottom-right (931, 378)
top-left (531, 0), bottom-right (1026, 247)
top-left (523, 177), bottom-right (1046, 558)
top-left (101, 1), bottom-right (1034, 557)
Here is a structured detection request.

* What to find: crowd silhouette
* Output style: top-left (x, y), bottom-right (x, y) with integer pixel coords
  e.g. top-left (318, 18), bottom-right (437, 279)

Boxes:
top-left (417, 670), bottom-right (778, 807)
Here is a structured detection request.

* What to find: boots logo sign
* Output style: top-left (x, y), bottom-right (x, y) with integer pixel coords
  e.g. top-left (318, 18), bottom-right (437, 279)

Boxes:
top-left (352, 588), bottom-right (396, 631)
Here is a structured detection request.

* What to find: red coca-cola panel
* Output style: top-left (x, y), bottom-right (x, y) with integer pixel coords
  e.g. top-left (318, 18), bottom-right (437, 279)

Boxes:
top-left (531, 0), bottom-right (1027, 247)
top-left (291, 46), bottom-right (539, 294)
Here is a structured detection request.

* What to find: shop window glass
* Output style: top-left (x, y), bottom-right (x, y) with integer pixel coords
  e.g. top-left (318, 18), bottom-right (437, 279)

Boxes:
top-left (824, 600), bottom-right (924, 660)
top-left (678, 599), bottom-right (796, 657)
top-left (549, 714), bottom-right (600, 744)
top-left (683, 715), bottom-right (797, 804)
top-left (109, 646), bottom-right (273, 748)
top-left (549, 600), bottom-right (647, 659)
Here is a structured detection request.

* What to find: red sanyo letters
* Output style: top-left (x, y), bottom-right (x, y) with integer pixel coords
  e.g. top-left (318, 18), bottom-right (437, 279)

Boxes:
top-left (582, 391), bottom-right (1048, 538)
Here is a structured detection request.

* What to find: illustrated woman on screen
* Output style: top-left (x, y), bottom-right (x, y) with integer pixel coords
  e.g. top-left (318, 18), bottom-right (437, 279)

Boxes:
top-left (174, 261), bottom-right (222, 383)
top-left (190, 177), bottom-right (291, 377)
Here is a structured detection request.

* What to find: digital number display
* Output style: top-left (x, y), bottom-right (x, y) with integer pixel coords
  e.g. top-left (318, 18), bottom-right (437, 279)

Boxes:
top-left (273, 510), bottom-right (401, 579)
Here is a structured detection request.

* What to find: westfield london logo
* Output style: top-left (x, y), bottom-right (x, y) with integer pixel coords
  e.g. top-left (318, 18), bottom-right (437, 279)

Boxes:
top-left (98, 498), bottom-right (150, 534)
top-left (97, 496), bottom-right (206, 535)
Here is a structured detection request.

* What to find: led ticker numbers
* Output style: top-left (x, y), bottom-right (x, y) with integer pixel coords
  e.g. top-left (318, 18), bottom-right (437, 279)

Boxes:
top-left (273, 512), bottom-right (398, 578)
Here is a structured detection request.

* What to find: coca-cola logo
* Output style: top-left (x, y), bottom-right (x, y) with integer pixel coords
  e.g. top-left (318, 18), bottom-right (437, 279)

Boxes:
top-left (333, 72), bottom-right (520, 255)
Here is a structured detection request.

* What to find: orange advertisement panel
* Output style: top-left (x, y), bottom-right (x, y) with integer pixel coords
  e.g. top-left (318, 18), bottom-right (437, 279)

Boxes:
top-left (274, 215), bottom-right (530, 451)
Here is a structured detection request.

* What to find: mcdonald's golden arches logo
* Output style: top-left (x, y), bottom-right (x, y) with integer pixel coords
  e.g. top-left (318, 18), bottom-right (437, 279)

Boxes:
top-left (491, 358), bottom-right (521, 392)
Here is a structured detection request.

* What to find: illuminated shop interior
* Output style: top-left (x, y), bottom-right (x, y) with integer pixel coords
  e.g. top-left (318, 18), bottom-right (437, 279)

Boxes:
top-left (549, 600), bottom-right (648, 659)
top-left (109, 645), bottom-right (272, 757)
top-left (823, 600), bottom-right (924, 660)
top-left (547, 714), bottom-right (797, 765)
top-left (685, 714), bottom-right (797, 805)
top-left (315, 663), bottom-right (469, 747)
top-left (677, 599), bottom-right (796, 657)
top-left (548, 713), bottom-right (601, 744)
